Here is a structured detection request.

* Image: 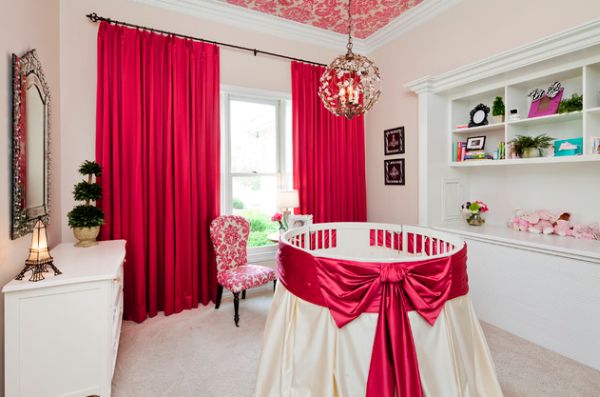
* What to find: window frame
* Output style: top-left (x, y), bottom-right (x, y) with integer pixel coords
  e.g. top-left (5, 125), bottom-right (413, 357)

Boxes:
top-left (220, 85), bottom-right (292, 260)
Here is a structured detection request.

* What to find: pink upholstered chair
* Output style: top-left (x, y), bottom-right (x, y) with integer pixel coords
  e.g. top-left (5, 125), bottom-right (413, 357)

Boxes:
top-left (209, 215), bottom-right (277, 326)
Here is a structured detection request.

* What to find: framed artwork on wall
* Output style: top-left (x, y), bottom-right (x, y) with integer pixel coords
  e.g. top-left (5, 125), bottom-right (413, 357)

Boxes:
top-left (384, 159), bottom-right (405, 185)
top-left (384, 127), bottom-right (405, 155)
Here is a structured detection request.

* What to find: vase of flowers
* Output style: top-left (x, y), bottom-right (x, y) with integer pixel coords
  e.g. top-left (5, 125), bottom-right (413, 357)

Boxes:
top-left (461, 201), bottom-right (488, 226)
top-left (272, 212), bottom-right (287, 233)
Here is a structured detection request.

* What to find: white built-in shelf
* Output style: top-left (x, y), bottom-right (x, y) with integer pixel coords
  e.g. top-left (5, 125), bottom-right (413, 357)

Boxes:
top-left (434, 222), bottom-right (600, 264)
top-left (452, 123), bottom-right (504, 134)
top-left (507, 111), bottom-right (583, 127)
top-left (586, 106), bottom-right (600, 114)
top-left (450, 154), bottom-right (600, 167)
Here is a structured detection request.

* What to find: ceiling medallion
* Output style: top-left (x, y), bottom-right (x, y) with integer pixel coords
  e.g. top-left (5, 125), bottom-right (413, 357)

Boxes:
top-left (318, 0), bottom-right (382, 119)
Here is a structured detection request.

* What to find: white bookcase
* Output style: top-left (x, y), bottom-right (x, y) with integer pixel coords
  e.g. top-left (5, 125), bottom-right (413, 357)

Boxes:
top-left (406, 20), bottom-right (600, 372)
top-left (449, 63), bottom-right (600, 167)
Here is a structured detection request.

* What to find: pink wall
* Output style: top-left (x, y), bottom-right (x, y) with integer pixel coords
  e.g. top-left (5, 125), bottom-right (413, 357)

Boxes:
top-left (59, 0), bottom-right (339, 241)
top-left (0, 0), bottom-right (61, 390)
top-left (364, 0), bottom-right (600, 225)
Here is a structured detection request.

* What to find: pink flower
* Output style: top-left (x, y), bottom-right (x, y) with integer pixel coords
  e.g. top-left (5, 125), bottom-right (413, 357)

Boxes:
top-left (271, 213), bottom-right (283, 222)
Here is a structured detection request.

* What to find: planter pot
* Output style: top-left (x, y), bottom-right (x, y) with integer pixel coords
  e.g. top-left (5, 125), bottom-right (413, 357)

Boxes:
top-left (464, 212), bottom-right (486, 226)
top-left (493, 115), bottom-right (505, 124)
top-left (522, 147), bottom-right (541, 158)
top-left (73, 226), bottom-right (100, 247)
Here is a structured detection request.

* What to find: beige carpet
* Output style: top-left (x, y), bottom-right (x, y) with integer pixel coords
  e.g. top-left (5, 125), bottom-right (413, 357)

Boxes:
top-left (112, 288), bottom-right (600, 397)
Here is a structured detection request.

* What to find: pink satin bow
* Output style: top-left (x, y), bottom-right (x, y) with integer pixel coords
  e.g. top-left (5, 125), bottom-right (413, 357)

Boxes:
top-left (314, 253), bottom-right (455, 397)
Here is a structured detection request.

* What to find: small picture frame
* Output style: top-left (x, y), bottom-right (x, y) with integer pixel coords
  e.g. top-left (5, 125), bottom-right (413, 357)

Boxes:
top-left (384, 159), bottom-right (405, 185)
top-left (468, 103), bottom-right (490, 127)
top-left (288, 214), bottom-right (313, 230)
top-left (466, 136), bottom-right (486, 151)
top-left (384, 127), bottom-right (405, 155)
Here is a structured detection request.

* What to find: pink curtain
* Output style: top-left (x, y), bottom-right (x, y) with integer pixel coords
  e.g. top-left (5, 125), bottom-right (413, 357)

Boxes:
top-left (96, 22), bottom-right (221, 323)
top-left (291, 61), bottom-right (367, 223)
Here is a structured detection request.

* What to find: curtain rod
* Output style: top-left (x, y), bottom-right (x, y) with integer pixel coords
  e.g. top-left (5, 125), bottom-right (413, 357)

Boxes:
top-left (85, 12), bottom-right (327, 67)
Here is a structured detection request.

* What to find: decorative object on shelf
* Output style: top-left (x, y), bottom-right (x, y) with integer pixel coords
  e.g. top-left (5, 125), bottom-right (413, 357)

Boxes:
top-left (466, 136), bottom-right (486, 151)
top-left (384, 159), bottom-right (405, 185)
top-left (509, 134), bottom-right (554, 158)
top-left (591, 137), bottom-right (600, 154)
top-left (15, 218), bottom-right (61, 282)
top-left (468, 104), bottom-right (490, 127)
top-left (461, 201), bottom-right (488, 226)
top-left (272, 212), bottom-right (287, 232)
top-left (11, 49), bottom-right (51, 239)
top-left (67, 160), bottom-right (105, 247)
top-left (508, 108), bottom-right (520, 121)
top-left (528, 81), bottom-right (563, 118)
top-left (509, 210), bottom-right (600, 240)
top-left (276, 190), bottom-right (299, 228)
top-left (384, 126), bottom-right (405, 155)
top-left (554, 137), bottom-right (583, 156)
top-left (492, 96), bottom-right (505, 123)
top-left (318, 0), bottom-right (381, 119)
top-left (557, 93), bottom-right (583, 113)
top-left (288, 214), bottom-right (313, 230)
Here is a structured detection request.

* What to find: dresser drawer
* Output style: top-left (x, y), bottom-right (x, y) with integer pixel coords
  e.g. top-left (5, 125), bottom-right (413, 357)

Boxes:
top-left (111, 262), bottom-right (124, 309)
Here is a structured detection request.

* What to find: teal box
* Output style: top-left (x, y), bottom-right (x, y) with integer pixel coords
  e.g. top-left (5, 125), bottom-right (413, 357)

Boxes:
top-left (554, 137), bottom-right (583, 156)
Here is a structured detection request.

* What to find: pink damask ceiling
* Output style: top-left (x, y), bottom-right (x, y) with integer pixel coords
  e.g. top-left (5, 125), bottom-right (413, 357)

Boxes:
top-left (223, 0), bottom-right (424, 39)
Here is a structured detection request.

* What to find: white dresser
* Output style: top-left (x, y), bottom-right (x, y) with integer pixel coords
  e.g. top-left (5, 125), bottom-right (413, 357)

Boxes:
top-left (3, 240), bottom-right (126, 397)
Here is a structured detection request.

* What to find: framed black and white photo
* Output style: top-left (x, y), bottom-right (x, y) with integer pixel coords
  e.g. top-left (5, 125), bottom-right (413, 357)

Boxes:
top-left (384, 127), bottom-right (405, 155)
top-left (384, 159), bottom-right (405, 185)
top-left (288, 214), bottom-right (313, 230)
top-left (466, 136), bottom-right (486, 150)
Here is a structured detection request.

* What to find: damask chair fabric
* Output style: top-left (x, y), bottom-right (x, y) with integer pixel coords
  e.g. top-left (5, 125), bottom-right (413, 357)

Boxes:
top-left (210, 215), bottom-right (277, 326)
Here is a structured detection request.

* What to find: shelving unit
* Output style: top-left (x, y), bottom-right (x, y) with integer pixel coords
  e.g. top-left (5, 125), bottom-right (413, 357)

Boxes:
top-left (449, 62), bottom-right (600, 166)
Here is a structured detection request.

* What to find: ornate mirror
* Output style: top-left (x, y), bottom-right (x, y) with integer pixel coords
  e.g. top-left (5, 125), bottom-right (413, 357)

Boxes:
top-left (11, 49), bottom-right (50, 239)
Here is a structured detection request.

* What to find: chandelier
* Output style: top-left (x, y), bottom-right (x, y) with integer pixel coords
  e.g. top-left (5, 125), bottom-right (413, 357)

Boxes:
top-left (318, 0), bottom-right (382, 119)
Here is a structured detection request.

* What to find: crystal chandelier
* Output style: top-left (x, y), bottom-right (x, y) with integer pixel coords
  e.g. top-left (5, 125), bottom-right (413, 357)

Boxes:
top-left (318, 0), bottom-right (382, 119)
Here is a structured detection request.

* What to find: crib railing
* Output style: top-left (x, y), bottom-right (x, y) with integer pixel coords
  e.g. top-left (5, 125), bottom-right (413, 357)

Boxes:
top-left (281, 222), bottom-right (464, 262)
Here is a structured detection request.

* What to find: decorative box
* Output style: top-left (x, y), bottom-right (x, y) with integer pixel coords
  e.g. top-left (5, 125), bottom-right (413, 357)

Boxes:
top-left (554, 137), bottom-right (583, 156)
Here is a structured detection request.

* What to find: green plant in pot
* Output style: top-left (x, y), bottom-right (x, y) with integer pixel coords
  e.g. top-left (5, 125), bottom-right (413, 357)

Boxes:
top-left (67, 161), bottom-right (105, 247)
top-left (492, 96), bottom-right (505, 123)
top-left (509, 134), bottom-right (554, 158)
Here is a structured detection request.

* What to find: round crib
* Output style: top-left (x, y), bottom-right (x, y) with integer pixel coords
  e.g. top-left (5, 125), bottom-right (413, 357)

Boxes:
top-left (255, 222), bottom-right (503, 397)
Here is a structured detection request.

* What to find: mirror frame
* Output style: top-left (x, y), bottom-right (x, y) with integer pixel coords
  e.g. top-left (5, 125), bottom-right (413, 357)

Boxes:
top-left (11, 49), bottom-right (51, 239)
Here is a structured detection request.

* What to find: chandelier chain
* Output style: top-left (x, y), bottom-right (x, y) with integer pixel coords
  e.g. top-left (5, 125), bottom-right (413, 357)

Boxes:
top-left (346, 0), bottom-right (353, 53)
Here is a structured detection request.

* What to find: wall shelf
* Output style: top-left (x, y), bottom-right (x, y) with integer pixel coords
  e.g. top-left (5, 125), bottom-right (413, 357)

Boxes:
top-left (450, 154), bottom-right (600, 167)
top-left (506, 111), bottom-right (583, 127)
top-left (452, 123), bottom-right (504, 134)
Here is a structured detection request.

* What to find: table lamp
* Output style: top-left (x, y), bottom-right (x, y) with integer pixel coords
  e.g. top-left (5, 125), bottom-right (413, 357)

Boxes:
top-left (277, 190), bottom-right (299, 226)
top-left (16, 219), bottom-right (62, 282)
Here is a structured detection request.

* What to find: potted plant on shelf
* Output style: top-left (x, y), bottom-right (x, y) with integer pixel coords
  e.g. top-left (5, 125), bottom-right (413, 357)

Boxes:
top-left (67, 160), bottom-right (105, 247)
top-left (492, 96), bottom-right (505, 123)
top-left (509, 134), bottom-right (554, 158)
top-left (558, 93), bottom-right (583, 113)
top-left (461, 201), bottom-right (488, 226)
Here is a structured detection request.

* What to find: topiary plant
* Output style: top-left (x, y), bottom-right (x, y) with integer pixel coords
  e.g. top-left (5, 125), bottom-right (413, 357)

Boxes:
top-left (67, 160), bottom-right (105, 228)
top-left (492, 96), bottom-right (505, 117)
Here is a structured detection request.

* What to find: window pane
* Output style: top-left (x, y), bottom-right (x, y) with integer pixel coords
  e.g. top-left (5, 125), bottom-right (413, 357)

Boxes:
top-left (230, 100), bottom-right (277, 173)
top-left (232, 176), bottom-right (278, 247)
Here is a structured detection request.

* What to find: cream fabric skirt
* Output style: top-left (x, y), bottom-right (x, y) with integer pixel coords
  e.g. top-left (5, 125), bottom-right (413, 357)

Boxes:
top-left (255, 284), bottom-right (503, 397)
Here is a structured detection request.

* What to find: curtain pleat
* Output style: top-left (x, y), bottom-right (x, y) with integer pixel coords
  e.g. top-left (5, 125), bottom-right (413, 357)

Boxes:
top-left (96, 22), bottom-right (220, 322)
top-left (291, 62), bottom-right (367, 223)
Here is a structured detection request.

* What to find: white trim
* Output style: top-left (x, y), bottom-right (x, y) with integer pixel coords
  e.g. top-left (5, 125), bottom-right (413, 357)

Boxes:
top-left (362, 0), bottom-right (463, 52)
top-left (131, 0), bottom-right (462, 54)
top-left (247, 245), bottom-right (277, 264)
top-left (406, 19), bottom-right (600, 94)
top-left (221, 84), bottom-right (291, 100)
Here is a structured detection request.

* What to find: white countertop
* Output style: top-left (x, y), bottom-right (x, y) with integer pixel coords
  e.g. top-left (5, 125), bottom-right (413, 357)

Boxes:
top-left (434, 222), bottom-right (600, 264)
top-left (3, 240), bottom-right (127, 293)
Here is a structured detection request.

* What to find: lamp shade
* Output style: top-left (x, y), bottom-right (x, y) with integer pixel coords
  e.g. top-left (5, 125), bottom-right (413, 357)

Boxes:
top-left (26, 219), bottom-right (53, 265)
top-left (277, 190), bottom-right (299, 209)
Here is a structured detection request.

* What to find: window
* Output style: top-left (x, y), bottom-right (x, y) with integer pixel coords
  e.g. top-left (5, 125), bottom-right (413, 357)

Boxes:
top-left (221, 89), bottom-right (292, 249)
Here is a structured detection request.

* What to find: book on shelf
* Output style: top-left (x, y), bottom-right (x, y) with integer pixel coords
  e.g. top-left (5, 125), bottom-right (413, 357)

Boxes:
top-left (452, 141), bottom-right (506, 162)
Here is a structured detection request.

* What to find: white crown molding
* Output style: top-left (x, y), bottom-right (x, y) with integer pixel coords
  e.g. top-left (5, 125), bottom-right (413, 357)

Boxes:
top-left (406, 19), bottom-right (600, 94)
top-left (131, 0), bottom-right (359, 52)
top-left (131, 0), bottom-right (462, 55)
top-left (362, 0), bottom-right (463, 51)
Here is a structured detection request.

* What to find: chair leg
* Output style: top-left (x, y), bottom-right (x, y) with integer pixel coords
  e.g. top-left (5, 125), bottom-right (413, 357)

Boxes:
top-left (233, 292), bottom-right (240, 327)
top-left (273, 279), bottom-right (277, 291)
top-left (242, 290), bottom-right (246, 299)
top-left (215, 285), bottom-right (223, 309)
